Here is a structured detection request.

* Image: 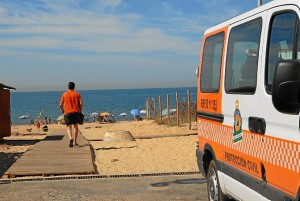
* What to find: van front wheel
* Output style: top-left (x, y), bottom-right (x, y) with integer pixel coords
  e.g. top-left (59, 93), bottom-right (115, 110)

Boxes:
top-left (207, 160), bottom-right (229, 201)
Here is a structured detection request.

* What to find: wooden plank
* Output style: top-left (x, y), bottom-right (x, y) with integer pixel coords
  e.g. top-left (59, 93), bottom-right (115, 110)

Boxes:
top-left (4, 171), bottom-right (94, 177)
top-left (8, 161), bottom-right (93, 166)
top-left (6, 169), bottom-right (94, 174)
top-left (6, 168), bottom-right (94, 174)
top-left (6, 164), bottom-right (94, 170)
top-left (25, 151), bottom-right (92, 154)
top-left (3, 131), bottom-right (96, 178)
top-left (7, 161), bottom-right (93, 169)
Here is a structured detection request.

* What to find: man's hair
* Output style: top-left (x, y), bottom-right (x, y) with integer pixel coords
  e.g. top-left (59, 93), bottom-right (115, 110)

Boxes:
top-left (68, 82), bottom-right (75, 90)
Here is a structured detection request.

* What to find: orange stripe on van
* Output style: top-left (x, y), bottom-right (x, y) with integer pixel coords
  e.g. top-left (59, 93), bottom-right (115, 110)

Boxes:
top-left (198, 119), bottom-right (300, 197)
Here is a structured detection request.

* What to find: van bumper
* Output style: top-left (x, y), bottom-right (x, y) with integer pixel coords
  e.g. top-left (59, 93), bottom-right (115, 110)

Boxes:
top-left (196, 148), bottom-right (206, 177)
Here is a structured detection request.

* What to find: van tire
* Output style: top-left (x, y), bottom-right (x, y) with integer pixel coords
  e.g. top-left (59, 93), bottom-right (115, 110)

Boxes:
top-left (207, 160), bottom-right (229, 201)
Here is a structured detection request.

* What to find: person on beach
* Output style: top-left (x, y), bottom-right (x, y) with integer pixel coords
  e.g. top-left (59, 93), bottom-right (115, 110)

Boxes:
top-left (59, 82), bottom-right (83, 147)
top-left (44, 117), bottom-right (48, 125)
top-left (36, 120), bottom-right (41, 132)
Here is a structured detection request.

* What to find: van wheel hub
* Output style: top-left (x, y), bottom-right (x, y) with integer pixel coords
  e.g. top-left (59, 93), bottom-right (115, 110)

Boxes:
top-left (209, 170), bottom-right (218, 201)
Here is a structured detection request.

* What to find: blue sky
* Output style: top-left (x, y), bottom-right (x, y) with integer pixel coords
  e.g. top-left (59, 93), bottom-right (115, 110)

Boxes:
top-left (0, 0), bottom-right (270, 91)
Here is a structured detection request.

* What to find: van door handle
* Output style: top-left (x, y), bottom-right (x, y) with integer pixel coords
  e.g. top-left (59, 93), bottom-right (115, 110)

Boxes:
top-left (248, 117), bottom-right (266, 134)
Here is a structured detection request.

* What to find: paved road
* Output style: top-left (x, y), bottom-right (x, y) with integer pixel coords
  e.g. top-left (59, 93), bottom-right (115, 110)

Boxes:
top-left (0, 174), bottom-right (208, 201)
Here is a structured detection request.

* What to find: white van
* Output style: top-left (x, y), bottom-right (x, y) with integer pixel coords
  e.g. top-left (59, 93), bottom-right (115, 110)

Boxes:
top-left (196, 0), bottom-right (300, 200)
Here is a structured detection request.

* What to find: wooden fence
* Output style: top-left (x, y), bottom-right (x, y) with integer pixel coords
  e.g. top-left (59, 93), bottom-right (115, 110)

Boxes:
top-left (145, 90), bottom-right (196, 129)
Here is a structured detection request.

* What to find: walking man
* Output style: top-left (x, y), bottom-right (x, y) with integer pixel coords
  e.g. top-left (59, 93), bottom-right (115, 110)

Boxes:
top-left (60, 82), bottom-right (83, 147)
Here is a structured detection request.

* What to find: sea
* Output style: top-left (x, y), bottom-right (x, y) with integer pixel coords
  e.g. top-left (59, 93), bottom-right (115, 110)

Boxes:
top-left (10, 87), bottom-right (197, 125)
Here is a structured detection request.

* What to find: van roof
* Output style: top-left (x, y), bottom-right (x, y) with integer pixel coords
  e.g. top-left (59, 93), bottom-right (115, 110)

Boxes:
top-left (204, 0), bottom-right (299, 35)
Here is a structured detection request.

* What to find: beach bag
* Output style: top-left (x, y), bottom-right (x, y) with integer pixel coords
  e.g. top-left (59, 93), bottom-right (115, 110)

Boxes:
top-left (78, 113), bottom-right (84, 125)
top-left (42, 125), bottom-right (48, 132)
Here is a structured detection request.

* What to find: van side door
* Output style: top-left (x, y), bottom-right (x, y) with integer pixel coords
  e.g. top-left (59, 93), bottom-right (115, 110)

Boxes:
top-left (222, 15), bottom-right (265, 200)
top-left (258, 5), bottom-right (300, 200)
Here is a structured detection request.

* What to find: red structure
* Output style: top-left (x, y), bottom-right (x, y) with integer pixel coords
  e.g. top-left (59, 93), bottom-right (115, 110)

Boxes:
top-left (0, 83), bottom-right (15, 139)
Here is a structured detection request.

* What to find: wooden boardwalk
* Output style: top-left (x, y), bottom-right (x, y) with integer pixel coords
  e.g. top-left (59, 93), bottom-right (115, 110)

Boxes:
top-left (3, 131), bottom-right (95, 178)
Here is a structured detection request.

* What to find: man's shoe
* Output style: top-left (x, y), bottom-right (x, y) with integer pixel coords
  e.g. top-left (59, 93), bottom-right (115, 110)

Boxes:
top-left (69, 139), bottom-right (73, 147)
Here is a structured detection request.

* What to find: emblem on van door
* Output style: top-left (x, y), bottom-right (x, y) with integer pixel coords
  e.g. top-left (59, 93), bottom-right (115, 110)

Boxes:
top-left (233, 98), bottom-right (243, 143)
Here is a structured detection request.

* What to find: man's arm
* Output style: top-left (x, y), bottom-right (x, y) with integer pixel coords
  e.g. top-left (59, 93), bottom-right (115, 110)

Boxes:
top-left (59, 94), bottom-right (64, 114)
top-left (78, 98), bottom-right (83, 113)
top-left (60, 104), bottom-right (64, 114)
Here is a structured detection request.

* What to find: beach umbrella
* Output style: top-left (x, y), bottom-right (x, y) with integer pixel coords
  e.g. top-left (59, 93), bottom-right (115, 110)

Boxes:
top-left (171, 108), bottom-right (177, 113)
top-left (140, 110), bottom-right (147, 114)
top-left (19, 115), bottom-right (30, 119)
top-left (170, 108), bottom-right (177, 115)
top-left (162, 108), bottom-right (176, 116)
top-left (130, 109), bottom-right (140, 116)
top-left (90, 112), bottom-right (99, 117)
top-left (57, 115), bottom-right (64, 121)
top-left (119, 113), bottom-right (127, 116)
top-left (162, 109), bottom-right (169, 116)
top-left (100, 112), bottom-right (112, 116)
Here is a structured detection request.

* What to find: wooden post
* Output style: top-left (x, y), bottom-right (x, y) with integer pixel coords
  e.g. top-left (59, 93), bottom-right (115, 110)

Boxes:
top-left (148, 99), bottom-right (155, 119)
top-left (146, 98), bottom-right (151, 118)
top-left (176, 92), bottom-right (179, 127)
top-left (146, 98), bottom-right (149, 118)
top-left (167, 94), bottom-right (170, 126)
top-left (159, 96), bottom-right (162, 121)
top-left (187, 90), bottom-right (191, 130)
top-left (153, 97), bottom-right (156, 120)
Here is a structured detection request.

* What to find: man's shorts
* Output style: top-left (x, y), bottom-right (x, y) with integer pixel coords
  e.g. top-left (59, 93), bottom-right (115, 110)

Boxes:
top-left (64, 112), bottom-right (80, 125)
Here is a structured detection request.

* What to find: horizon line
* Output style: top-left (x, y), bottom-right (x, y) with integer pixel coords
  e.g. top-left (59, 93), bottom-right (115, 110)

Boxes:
top-left (10, 86), bottom-right (197, 93)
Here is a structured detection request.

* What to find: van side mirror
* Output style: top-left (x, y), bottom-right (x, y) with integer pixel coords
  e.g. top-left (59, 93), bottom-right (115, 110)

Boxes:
top-left (272, 60), bottom-right (300, 115)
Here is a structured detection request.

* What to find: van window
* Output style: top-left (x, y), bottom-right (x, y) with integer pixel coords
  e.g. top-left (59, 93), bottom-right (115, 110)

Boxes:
top-left (225, 18), bottom-right (262, 94)
top-left (200, 32), bottom-right (224, 93)
top-left (266, 12), bottom-right (297, 93)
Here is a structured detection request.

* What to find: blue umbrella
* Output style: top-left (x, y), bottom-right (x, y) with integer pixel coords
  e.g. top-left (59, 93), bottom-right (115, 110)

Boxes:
top-left (162, 109), bottom-right (169, 116)
top-left (130, 109), bottom-right (140, 116)
top-left (89, 112), bottom-right (99, 117)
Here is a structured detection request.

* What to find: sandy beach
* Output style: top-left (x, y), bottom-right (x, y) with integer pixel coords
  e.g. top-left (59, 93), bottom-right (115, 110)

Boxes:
top-left (1, 120), bottom-right (199, 177)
